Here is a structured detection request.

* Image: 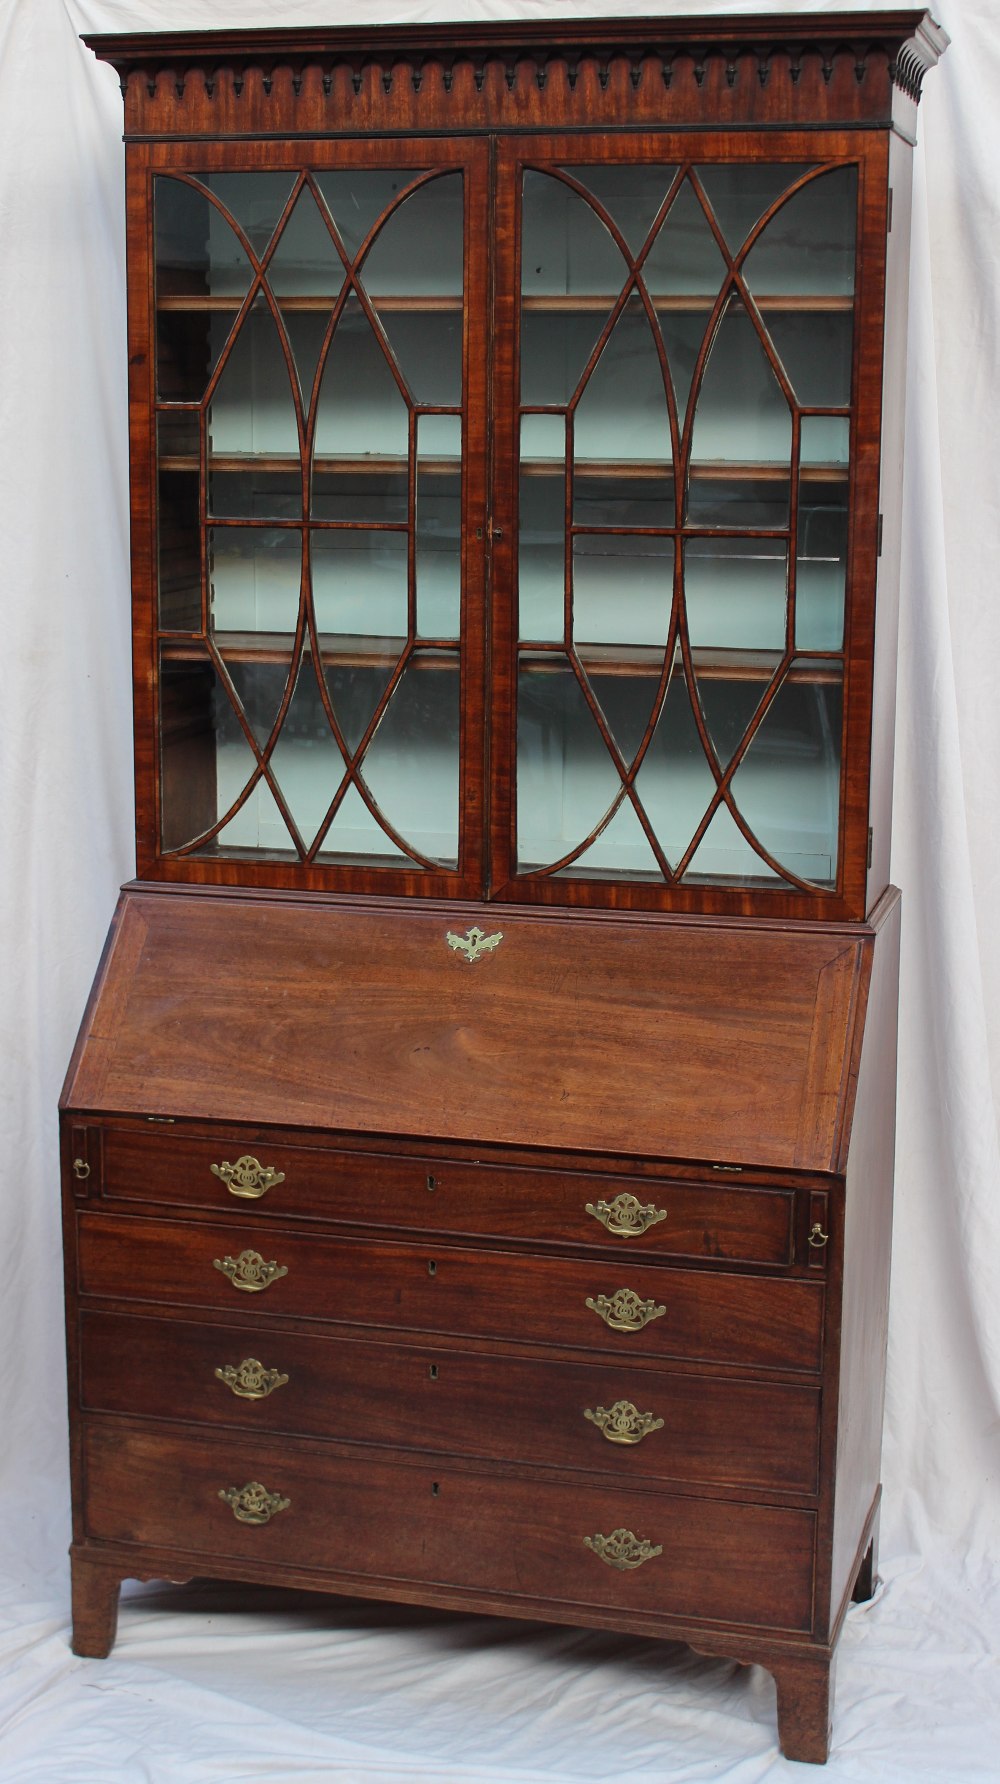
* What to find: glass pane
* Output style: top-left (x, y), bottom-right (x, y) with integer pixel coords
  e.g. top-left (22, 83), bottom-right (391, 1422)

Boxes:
top-left (690, 295), bottom-right (792, 466)
top-left (695, 164), bottom-right (814, 259)
top-left (560, 798), bottom-right (662, 879)
top-left (209, 468), bottom-right (302, 521)
top-left (521, 309), bottom-right (610, 407)
top-left (726, 663), bottom-right (844, 885)
top-left (684, 538), bottom-right (787, 651)
top-left (265, 651), bottom-right (347, 849)
top-left (633, 659), bottom-right (719, 872)
top-left (321, 648), bottom-right (403, 755)
top-left (517, 654), bottom-right (621, 871)
top-left (316, 170), bottom-right (424, 262)
top-left (208, 293), bottom-right (299, 459)
top-left (267, 186), bottom-right (346, 403)
top-left (643, 179), bottom-right (728, 296)
top-left (742, 167), bottom-right (858, 296)
top-left (801, 416), bottom-right (850, 465)
top-left (209, 527), bottom-right (302, 635)
top-left (358, 174), bottom-right (464, 296)
top-left (159, 647), bottom-right (297, 858)
top-left (310, 469), bottom-right (407, 525)
top-left (154, 176), bottom-right (250, 402)
top-left (687, 296), bottom-right (791, 527)
top-left (574, 296), bottom-right (673, 464)
top-left (585, 667), bottom-right (661, 763)
top-left (573, 535), bottom-right (673, 648)
top-left (314, 293), bottom-right (409, 458)
top-left (417, 415), bottom-right (461, 638)
top-left (268, 186), bottom-right (344, 297)
top-left (157, 413), bottom-right (200, 631)
top-left (519, 447), bottom-right (565, 645)
top-left (560, 165), bottom-right (677, 255)
top-left (311, 531), bottom-right (408, 638)
top-left (696, 675), bottom-right (775, 774)
top-left (204, 173), bottom-right (298, 263)
top-left (764, 311), bottom-right (853, 409)
top-left (797, 493), bottom-right (848, 651)
top-left (521, 170), bottom-right (629, 297)
top-left (316, 781), bottom-right (409, 862)
top-left (360, 657), bottom-right (461, 865)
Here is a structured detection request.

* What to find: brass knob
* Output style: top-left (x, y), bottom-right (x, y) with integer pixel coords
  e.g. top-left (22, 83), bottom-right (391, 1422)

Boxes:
top-left (584, 1528), bottom-right (662, 1570)
top-left (585, 1193), bottom-right (667, 1237)
top-left (808, 1223), bottom-right (830, 1248)
top-left (218, 1481), bottom-right (290, 1525)
top-left (215, 1358), bottom-right (289, 1399)
top-left (585, 1288), bottom-right (665, 1332)
top-left (213, 1249), bottom-right (288, 1293)
top-left (210, 1156), bottom-right (285, 1199)
top-left (584, 1400), bottom-right (664, 1445)
top-left (72, 1158), bottom-right (91, 1181)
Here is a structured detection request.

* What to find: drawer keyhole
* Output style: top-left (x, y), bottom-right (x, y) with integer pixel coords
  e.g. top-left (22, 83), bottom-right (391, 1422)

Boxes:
top-left (429, 1363), bottom-right (439, 1380)
top-left (427, 1259), bottom-right (437, 1277)
top-left (427, 1175), bottom-right (437, 1192)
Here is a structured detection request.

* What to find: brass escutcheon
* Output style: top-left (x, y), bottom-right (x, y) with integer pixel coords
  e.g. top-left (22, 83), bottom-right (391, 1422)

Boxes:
top-left (213, 1249), bottom-right (288, 1293)
top-left (218, 1481), bottom-right (290, 1525)
top-left (584, 1400), bottom-right (664, 1445)
top-left (445, 926), bottom-right (503, 964)
top-left (210, 1156), bottom-right (285, 1199)
top-left (808, 1222), bottom-right (830, 1248)
top-left (584, 1528), bottom-right (663, 1571)
top-left (215, 1358), bottom-right (289, 1399)
top-left (585, 1288), bottom-right (666, 1332)
top-left (585, 1193), bottom-right (667, 1237)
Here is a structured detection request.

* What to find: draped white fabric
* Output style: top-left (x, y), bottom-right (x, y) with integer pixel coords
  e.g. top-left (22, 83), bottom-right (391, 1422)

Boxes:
top-left (1, 1), bottom-right (997, 1776)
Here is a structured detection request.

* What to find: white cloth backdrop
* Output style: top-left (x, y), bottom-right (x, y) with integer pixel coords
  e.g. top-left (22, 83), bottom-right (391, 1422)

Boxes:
top-left (1, 1), bottom-right (997, 1777)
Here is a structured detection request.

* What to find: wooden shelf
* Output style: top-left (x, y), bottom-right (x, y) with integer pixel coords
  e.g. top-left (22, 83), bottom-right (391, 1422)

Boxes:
top-left (159, 454), bottom-right (461, 476)
top-left (160, 632), bottom-right (460, 668)
top-left (157, 291), bottom-right (853, 315)
top-left (159, 453), bottom-right (845, 484)
top-left (519, 645), bottom-right (842, 683)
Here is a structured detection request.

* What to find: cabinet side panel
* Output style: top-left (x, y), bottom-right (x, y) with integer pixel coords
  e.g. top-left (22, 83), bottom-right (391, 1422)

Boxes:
top-left (867, 138), bottom-right (914, 910)
top-left (828, 890), bottom-right (900, 1628)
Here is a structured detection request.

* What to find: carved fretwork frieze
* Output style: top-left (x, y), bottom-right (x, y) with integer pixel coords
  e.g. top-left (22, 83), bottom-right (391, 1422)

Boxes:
top-left (84, 12), bottom-right (948, 134)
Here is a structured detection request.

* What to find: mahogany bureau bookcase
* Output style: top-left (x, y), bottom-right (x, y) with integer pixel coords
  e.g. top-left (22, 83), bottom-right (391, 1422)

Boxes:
top-left (62, 11), bottom-right (945, 1765)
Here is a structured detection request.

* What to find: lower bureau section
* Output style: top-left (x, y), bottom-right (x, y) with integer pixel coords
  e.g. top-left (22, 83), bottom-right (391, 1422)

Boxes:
top-left (79, 1309), bottom-right (821, 1494)
top-left (82, 1421), bottom-right (817, 1634)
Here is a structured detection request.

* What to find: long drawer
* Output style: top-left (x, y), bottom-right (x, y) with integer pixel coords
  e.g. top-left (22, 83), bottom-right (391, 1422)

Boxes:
top-left (82, 1420), bottom-right (817, 1634)
top-left (76, 1213), bottom-right (825, 1372)
top-left (95, 1126), bottom-right (797, 1265)
top-left (78, 1309), bottom-right (822, 1494)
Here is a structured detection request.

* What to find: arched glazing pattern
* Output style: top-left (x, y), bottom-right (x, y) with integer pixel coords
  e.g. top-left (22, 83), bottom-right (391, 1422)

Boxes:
top-left (153, 166), bottom-right (466, 870)
top-left (515, 160), bottom-right (857, 891)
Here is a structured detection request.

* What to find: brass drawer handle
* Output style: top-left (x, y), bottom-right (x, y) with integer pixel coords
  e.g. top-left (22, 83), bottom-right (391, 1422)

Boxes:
top-left (584, 1400), bottom-right (664, 1445)
top-left (585, 1193), bottom-right (666, 1237)
top-left (586, 1288), bottom-right (665, 1332)
top-left (218, 1481), bottom-right (290, 1525)
top-left (72, 1158), bottom-right (91, 1181)
top-left (210, 1155), bottom-right (286, 1199)
top-left (584, 1528), bottom-right (662, 1571)
top-left (213, 1249), bottom-right (288, 1293)
top-left (215, 1358), bottom-right (289, 1399)
top-left (808, 1222), bottom-right (829, 1249)
top-left (446, 925), bottom-right (503, 964)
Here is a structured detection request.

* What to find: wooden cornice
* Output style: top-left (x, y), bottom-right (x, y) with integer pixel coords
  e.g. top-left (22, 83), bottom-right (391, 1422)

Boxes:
top-left (85, 11), bottom-right (947, 132)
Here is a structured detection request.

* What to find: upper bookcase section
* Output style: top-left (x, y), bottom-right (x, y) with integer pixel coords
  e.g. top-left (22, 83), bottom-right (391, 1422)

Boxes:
top-left (87, 11), bottom-right (946, 143)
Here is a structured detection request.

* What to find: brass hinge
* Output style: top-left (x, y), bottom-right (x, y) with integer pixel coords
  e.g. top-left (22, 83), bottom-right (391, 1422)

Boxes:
top-left (887, 186), bottom-right (893, 232)
top-left (867, 826), bottom-right (874, 869)
top-left (877, 513), bottom-right (884, 557)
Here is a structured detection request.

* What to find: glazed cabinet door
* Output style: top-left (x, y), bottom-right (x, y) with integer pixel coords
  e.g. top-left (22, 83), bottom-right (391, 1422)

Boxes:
top-left (489, 131), bottom-right (887, 918)
top-left (136, 137), bottom-right (489, 896)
